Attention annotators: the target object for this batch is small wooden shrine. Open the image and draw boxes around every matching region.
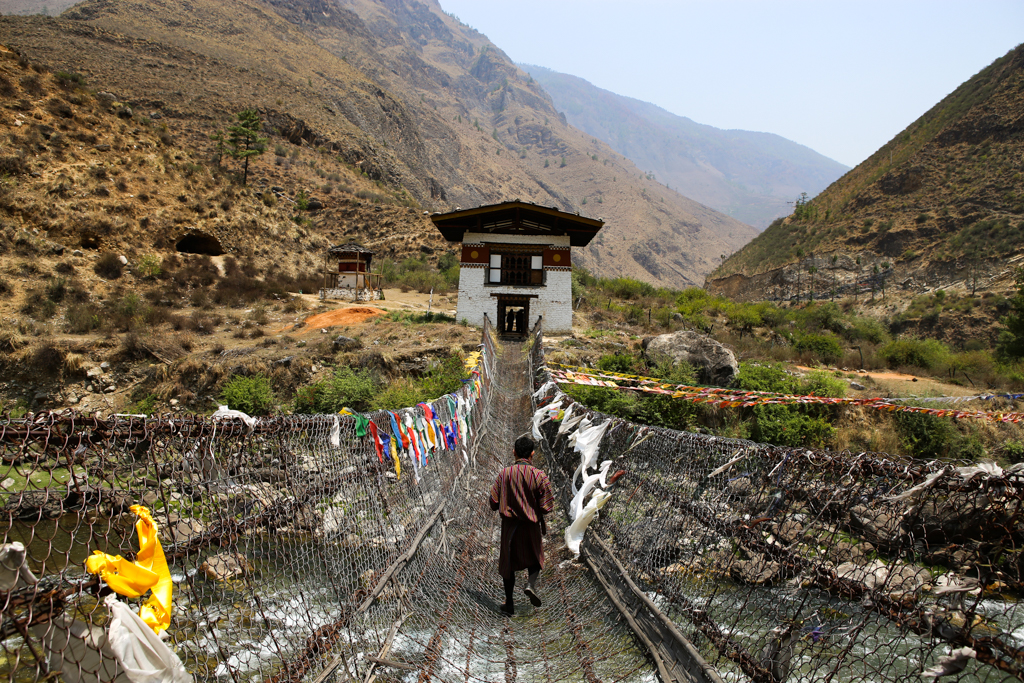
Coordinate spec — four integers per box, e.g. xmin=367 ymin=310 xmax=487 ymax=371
xmin=431 ymin=201 xmax=604 ymax=335
xmin=320 ymin=243 xmax=383 ymax=301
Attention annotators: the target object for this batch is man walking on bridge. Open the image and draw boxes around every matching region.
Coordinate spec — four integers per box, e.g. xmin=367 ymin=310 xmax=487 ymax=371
xmin=489 ymin=435 xmax=555 ymax=615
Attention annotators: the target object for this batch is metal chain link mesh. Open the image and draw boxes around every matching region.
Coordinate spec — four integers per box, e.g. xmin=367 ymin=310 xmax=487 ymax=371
xmin=531 ymin=323 xmax=1024 ymax=683
xmin=3 ymin=318 xmax=1024 ymax=683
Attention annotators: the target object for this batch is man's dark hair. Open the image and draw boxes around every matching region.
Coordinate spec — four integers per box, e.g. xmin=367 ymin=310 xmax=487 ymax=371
xmin=514 ymin=435 xmax=534 ymax=459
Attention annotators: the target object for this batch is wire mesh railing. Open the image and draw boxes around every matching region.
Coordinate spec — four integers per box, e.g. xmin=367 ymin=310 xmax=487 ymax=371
xmin=1 ymin=327 xmax=494 ymax=683
xmin=6 ymin=316 xmax=1024 ymax=683
xmin=531 ymin=322 xmax=1024 ymax=682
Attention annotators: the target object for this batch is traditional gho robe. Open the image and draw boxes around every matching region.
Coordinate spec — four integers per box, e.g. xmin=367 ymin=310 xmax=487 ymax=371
xmin=489 ymin=460 xmax=555 ymax=579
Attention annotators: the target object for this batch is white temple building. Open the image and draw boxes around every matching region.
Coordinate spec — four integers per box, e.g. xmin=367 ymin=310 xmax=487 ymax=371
xmin=431 ymin=201 xmax=604 ymax=335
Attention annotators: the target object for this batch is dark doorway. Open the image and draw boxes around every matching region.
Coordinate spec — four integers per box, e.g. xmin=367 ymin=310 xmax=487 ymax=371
xmin=496 ymin=296 xmax=530 ymax=338
xmin=176 ymin=232 xmax=225 ymax=256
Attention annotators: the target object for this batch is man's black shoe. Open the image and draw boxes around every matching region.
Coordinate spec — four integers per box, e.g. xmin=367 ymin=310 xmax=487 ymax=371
xmin=500 ymin=602 xmax=515 ymax=616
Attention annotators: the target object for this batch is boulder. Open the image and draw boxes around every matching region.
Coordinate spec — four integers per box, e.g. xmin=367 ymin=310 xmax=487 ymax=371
xmin=200 ymin=552 xmax=253 ymax=581
xmin=643 ymin=330 xmax=738 ymax=386
xmin=333 ymin=335 xmax=360 ymax=351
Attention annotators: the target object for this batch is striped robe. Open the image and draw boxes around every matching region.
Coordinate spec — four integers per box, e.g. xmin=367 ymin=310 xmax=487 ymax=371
xmin=489 ymin=460 xmax=555 ymax=578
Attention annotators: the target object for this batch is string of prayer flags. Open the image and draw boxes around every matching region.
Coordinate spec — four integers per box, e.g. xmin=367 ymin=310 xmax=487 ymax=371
xmin=548 ymin=365 xmax=1024 ymax=424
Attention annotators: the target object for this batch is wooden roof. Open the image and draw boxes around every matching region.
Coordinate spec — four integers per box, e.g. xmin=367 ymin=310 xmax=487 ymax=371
xmin=327 ymin=242 xmax=374 ymax=256
xmin=431 ymin=201 xmax=604 ymax=247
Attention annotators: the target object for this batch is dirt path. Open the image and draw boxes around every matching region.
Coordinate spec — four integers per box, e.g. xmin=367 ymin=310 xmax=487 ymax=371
xmin=794 ymin=365 xmax=978 ymax=398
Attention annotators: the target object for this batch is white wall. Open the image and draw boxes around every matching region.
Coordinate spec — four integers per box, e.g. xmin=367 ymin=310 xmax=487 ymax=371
xmin=456 ymin=267 xmax=573 ymax=334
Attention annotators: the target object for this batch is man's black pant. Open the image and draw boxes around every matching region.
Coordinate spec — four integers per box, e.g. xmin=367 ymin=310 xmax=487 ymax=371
xmin=502 ymin=564 xmax=541 ymax=605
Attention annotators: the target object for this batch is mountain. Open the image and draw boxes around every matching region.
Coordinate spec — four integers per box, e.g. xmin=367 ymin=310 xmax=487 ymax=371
xmin=524 ymin=65 xmax=848 ymax=230
xmin=706 ymin=43 xmax=1024 ymax=302
xmin=0 ymin=0 xmax=758 ymax=288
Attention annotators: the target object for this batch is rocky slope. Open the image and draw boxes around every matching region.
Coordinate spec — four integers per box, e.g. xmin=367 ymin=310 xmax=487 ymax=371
xmin=706 ymin=43 xmax=1024 ymax=302
xmin=0 ymin=0 xmax=758 ymax=288
xmin=525 ymin=64 xmax=849 ymax=230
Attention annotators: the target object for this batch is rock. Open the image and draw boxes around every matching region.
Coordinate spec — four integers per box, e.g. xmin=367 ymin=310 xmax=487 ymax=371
xmin=51 ymin=243 xmax=65 ymax=255
xmin=116 ymin=106 xmax=133 ymax=119
xmin=148 ymin=111 xmax=162 ymax=120
xmin=672 ymin=312 xmax=684 ymax=323
xmin=200 ymin=552 xmax=253 ymax=581
xmin=419 ymin=245 xmax=435 ymax=255
xmin=100 ymin=362 xmax=110 ymax=370
xmin=104 ymin=385 xmax=117 ymax=393
xmin=835 ymin=559 xmax=888 ymax=590
xmin=94 ymin=144 xmax=111 ymax=152
xmin=87 ymin=367 xmax=103 ymax=378
xmin=835 ymin=559 xmax=928 ymax=598
xmin=850 ymin=382 xmax=866 ymax=390
xmin=848 ymin=505 xmax=903 ymax=547
xmin=643 ymin=330 xmax=739 ymax=386
xmin=67 ymin=394 xmax=79 ymax=404
xmin=333 ymin=335 xmax=360 ymax=351
xmin=775 ymin=519 xmax=803 ymax=544
xmin=142 ymin=491 xmax=159 ymax=507
xmin=96 ymin=92 xmax=118 ymax=102
xmin=730 ymin=551 xmax=782 ymax=584
xmin=831 ymin=541 xmax=866 ymax=564
xmin=160 ymin=516 xmax=206 ymax=544
xmin=2 ymin=478 xmax=14 ymax=488
xmin=117 ymin=255 xmax=128 ymax=265
xmin=305 ymin=198 xmax=324 ymax=211
xmin=72 ymin=250 xmax=83 ymax=257
xmin=274 ymin=356 xmax=293 ymax=367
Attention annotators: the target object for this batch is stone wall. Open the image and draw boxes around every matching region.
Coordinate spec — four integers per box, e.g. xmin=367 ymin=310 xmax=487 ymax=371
xmin=319 ymin=288 xmax=382 ymax=302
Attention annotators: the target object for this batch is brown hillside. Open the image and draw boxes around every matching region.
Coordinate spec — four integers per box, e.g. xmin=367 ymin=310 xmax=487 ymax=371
xmin=707 ymin=43 xmax=1024 ymax=303
xmin=0 ymin=0 xmax=757 ymax=289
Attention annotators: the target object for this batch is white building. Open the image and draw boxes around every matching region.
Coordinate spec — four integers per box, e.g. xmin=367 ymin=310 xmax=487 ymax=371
xmin=431 ymin=202 xmax=604 ymax=335
xmin=319 ymin=243 xmax=383 ymax=301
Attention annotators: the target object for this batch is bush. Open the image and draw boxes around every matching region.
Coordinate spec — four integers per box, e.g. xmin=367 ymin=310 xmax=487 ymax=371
xmin=597 ymin=354 xmax=637 ymax=374
xmin=94 ymin=252 xmax=124 ymax=279
xmin=65 ymin=302 xmax=101 ymax=333
xmin=794 ymin=333 xmax=843 ymax=365
xmin=748 ymin=405 xmax=835 ymax=447
xmin=878 ymin=338 xmax=949 ymax=371
xmin=219 ymin=374 xmax=276 ymax=416
xmin=894 ymin=410 xmax=985 ymax=461
xmin=370 ymin=354 xmax=466 ymax=410
xmin=294 ymin=367 xmax=379 ymax=414
xmin=135 ymin=254 xmax=162 ymax=279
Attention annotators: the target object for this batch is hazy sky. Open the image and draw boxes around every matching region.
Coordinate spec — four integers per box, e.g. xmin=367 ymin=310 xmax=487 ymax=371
xmin=438 ymin=0 xmax=1022 ymax=168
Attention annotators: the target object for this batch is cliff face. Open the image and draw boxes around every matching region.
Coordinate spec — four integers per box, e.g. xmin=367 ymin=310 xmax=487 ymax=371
xmin=0 ymin=0 xmax=758 ymax=288
xmin=707 ymin=44 xmax=1024 ymax=300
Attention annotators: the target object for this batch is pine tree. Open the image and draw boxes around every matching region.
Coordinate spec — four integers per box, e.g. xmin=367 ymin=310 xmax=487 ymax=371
xmin=226 ymin=108 xmax=268 ymax=185
xmin=998 ymin=268 xmax=1024 ymax=359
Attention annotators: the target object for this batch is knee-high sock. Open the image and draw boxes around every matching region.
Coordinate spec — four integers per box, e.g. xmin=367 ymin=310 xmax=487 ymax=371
xmin=503 ymin=576 xmax=515 ymax=605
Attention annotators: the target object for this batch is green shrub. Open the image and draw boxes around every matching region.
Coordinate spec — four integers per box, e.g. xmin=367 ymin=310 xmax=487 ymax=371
xmin=219 ymin=374 xmax=276 ymax=416
xmin=294 ymin=367 xmax=379 ymax=414
xmin=894 ymin=410 xmax=985 ymax=461
xmin=748 ymin=405 xmax=835 ymax=447
xmin=370 ymin=354 xmax=466 ymax=410
xmin=135 ymin=254 xmax=162 ymax=279
xmin=878 ymin=338 xmax=949 ymax=370
xmin=794 ymin=333 xmax=843 ymax=365
xmin=597 ymin=354 xmax=636 ymax=374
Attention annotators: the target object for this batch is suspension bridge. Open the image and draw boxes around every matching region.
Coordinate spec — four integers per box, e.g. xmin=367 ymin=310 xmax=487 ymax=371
xmin=2 ymin=319 xmax=1024 ymax=682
